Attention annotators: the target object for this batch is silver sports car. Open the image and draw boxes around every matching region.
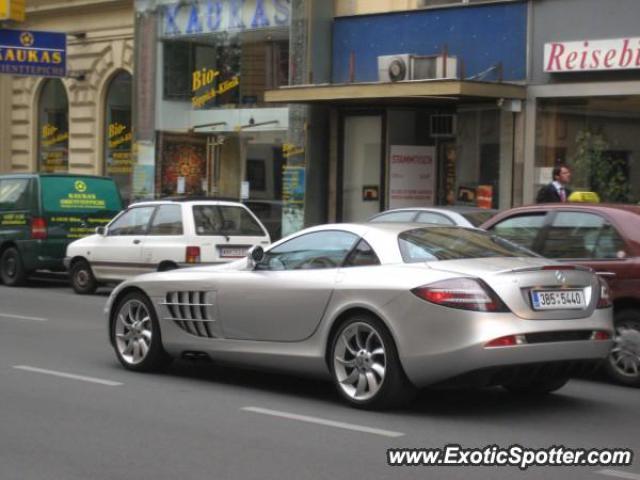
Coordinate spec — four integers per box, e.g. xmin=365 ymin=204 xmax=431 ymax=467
xmin=106 ymin=223 xmax=614 ymax=408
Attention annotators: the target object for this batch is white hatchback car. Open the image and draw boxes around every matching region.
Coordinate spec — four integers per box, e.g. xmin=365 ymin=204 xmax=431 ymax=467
xmin=65 ymin=199 xmax=271 ymax=294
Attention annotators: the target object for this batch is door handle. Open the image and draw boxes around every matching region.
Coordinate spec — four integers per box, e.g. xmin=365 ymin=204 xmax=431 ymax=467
xmin=133 ymin=239 xmax=141 ymax=245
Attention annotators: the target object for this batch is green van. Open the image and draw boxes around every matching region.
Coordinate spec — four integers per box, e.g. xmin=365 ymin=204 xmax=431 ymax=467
xmin=0 ymin=174 xmax=123 ymax=286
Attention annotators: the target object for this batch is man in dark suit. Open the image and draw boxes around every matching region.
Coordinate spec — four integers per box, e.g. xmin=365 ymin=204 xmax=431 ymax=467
xmin=536 ymin=164 xmax=573 ymax=203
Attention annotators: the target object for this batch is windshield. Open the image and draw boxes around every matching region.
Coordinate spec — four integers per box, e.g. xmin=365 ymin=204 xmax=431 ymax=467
xmin=398 ymin=227 xmax=537 ymax=262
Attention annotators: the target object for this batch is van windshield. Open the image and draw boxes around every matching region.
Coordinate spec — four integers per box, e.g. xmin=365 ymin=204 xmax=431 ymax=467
xmin=40 ymin=177 xmax=122 ymax=214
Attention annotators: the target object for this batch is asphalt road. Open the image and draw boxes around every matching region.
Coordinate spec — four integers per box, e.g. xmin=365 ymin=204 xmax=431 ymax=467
xmin=1 ymin=276 xmax=639 ymax=480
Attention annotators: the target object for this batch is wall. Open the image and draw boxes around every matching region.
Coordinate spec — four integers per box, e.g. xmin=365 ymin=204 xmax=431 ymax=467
xmin=6 ymin=0 xmax=134 ymax=175
xmin=332 ymin=1 xmax=527 ymax=83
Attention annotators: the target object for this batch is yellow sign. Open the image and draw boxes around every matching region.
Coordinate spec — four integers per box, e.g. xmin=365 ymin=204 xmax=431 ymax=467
xmin=568 ymin=191 xmax=601 ymax=203
xmin=0 ymin=0 xmax=26 ymax=22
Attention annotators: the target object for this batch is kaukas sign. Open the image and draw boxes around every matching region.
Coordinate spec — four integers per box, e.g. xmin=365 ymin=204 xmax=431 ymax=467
xmin=0 ymin=29 xmax=66 ymax=77
xmin=544 ymin=37 xmax=640 ymax=73
xmin=161 ymin=0 xmax=290 ymax=38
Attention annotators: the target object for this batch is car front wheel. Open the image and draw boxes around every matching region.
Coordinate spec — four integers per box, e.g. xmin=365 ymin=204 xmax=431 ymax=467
xmin=70 ymin=259 xmax=98 ymax=294
xmin=605 ymin=310 xmax=640 ymax=387
xmin=111 ymin=292 xmax=172 ymax=372
xmin=330 ymin=314 xmax=415 ymax=409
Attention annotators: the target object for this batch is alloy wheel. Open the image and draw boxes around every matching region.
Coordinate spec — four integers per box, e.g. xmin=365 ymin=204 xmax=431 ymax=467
xmin=333 ymin=322 xmax=386 ymax=402
xmin=609 ymin=325 xmax=640 ymax=379
xmin=114 ymin=299 xmax=153 ymax=365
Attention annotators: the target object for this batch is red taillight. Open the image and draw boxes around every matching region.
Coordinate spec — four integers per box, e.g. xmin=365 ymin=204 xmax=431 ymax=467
xmin=591 ymin=330 xmax=611 ymax=341
xmin=31 ymin=217 xmax=47 ymax=240
xmin=597 ymin=277 xmax=612 ymax=309
xmin=186 ymin=246 xmax=201 ymax=264
xmin=411 ymin=278 xmax=510 ymax=312
xmin=485 ymin=335 xmax=526 ymax=348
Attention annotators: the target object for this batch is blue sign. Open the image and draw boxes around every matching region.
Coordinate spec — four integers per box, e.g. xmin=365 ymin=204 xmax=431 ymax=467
xmin=0 ymin=29 xmax=66 ymax=77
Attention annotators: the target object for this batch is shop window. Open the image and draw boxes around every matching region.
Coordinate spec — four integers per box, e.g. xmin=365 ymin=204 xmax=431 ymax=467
xmin=162 ymin=34 xmax=288 ymax=107
xmin=38 ymin=79 xmax=68 ymax=173
xmin=104 ymin=71 xmax=133 ymax=201
xmin=535 ymin=97 xmax=640 ymax=204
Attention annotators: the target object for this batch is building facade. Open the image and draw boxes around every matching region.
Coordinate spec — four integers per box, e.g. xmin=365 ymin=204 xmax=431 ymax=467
xmin=0 ymin=0 xmax=135 ymax=198
xmin=525 ymin=0 xmax=640 ymax=204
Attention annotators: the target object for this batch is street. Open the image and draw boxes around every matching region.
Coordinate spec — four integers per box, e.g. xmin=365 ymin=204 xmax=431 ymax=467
xmin=1 ymin=278 xmax=639 ymax=480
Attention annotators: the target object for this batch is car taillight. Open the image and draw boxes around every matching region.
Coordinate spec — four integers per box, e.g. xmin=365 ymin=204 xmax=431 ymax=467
xmin=411 ymin=277 xmax=510 ymax=312
xmin=597 ymin=277 xmax=612 ymax=309
xmin=485 ymin=334 xmax=526 ymax=348
xmin=31 ymin=217 xmax=47 ymax=240
xmin=186 ymin=246 xmax=201 ymax=264
xmin=591 ymin=330 xmax=611 ymax=341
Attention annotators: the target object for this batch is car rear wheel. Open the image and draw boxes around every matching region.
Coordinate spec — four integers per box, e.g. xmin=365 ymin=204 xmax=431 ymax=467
xmin=330 ymin=314 xmax=415 ymax=409
xmin=111 ymin=292 xmax=172 ymax=372
xmin=1 ymin=247 xmax=27 ymax=286
xmin=70 ymin=259 xmax=98 ymax=294
xmin=605 ymin=310 xmax=640 ymax=387
xmin=502 ymin=375 xmax=569 ymax=395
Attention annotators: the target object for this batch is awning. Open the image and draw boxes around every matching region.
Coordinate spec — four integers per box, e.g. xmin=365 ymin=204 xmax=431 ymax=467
xmin=265 ymin=80 xmax=526 ymax=106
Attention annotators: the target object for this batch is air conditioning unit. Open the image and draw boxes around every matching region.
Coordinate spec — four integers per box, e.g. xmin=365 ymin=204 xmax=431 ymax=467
xmin=378 ymin=54 xmax=459 ymax=82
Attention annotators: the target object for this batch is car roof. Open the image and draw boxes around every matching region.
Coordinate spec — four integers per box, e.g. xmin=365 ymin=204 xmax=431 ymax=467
xmin=375 ymin=206 xmax=497 ymax=213
xmin=128 ymin=199 xmax=248 ymax=208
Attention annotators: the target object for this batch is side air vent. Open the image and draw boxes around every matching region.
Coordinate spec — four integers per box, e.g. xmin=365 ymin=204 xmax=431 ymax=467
xmin=161 ymin=291 xmax=217 ymax=338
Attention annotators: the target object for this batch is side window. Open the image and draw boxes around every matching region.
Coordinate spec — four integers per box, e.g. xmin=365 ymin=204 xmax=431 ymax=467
xmin=540 ymin=212 xmax=604 ymax=259
xmin=593 ymin=224 xmax=627 ymax=259
xmin=344 ymin=239 xmax=381 ymax=267
xmin=258 ymin=231 xmax=358 ymax=271
xmin=489 ymin=214 xmax=547 ymax=249
xmin=369 ymin=211 xmax=417 ymax=223
xmin=0 ymin=178 xmax=30 ymax=211
xmin=415 ymin=212 xmax=455 ymax=225
xmin=108 ymin=207 xmax=155 ymax=236
xmin=148 ymin=205 xmax=183 ymax=236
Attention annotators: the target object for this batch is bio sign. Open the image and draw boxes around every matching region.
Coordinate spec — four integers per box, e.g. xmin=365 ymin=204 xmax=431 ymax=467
xmin=0 ymin=29 xmax=66 ymax=77
xmin=161 ymin=0 xmax=290 ymax=38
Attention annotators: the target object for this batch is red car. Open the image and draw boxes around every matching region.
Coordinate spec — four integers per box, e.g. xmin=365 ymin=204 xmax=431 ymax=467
xmin=482 ymin=203 xmax=640 ymax=387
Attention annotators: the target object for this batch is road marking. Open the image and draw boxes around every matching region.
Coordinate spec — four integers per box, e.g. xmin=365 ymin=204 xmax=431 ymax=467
xmin=598 ymin=470 xmax=640 ymax=480
xmin=241 ymin=406 xmax=405 ymax=438
xmin=13 ymin=366 xmax=123 ymax=386
xmin=0 ymin=313 xmax=48 ymax=322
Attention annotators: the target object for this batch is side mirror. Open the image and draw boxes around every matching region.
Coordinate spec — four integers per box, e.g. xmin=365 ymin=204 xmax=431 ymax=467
xmin=95 ymin=226 xmax=106 ymax=236
xmin=247 ymin=245 xmax=264 ymax=269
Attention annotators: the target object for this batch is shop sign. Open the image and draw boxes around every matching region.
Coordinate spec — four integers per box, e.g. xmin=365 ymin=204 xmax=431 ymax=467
xmin=161 ymin=0 xmax=290 ymax=38
xmin=0 ymin=28 xmax=66 ymax=77
xmin=192 ymin=67 xmax=240 ymax=109
xmin=388 ymin=145 xmax=435 ymax=209
xmin=282 ymin=165 xmax=305 ymax=237
xmin=107 ymin=122 xmax=133 ymax=175
xmin=544 ymin=37 xmax=640 ymax=73
xmin=0 ymin=0 xmax=25 ymax=22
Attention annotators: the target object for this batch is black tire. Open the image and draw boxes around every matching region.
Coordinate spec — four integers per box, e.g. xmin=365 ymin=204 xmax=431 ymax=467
xmin=604 ymin=309 xmax=640 ymax=387
xmin=329 ymin=314 xmax=415 ymax=410
xmin=70 ymin=259 xmax=98 ymax=294
xmin=110 ymin=291 xmax=172 ymax=372
xmin=1 ymin=247 xmax=27 ymax=286
xmin=502 ymin=376 xmax=570 ymax=395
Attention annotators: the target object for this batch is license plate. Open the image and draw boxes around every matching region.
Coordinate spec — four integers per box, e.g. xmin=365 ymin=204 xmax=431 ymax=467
xmin=219 ymin=246 xmax=248 ymax=258
xmin=531 ymin=289 xmax=586 ymax=310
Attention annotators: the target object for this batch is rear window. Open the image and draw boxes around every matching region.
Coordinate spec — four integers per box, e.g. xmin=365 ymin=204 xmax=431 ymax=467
xmin=398 ymin=227 xmax=537 ymax=262
xmin=193 ymin=205 xmax=265 ymax=237
xmin=0 ymin=178 xmax=30 ymax=211
xmin=40 ymin=177 xmax=122 ymax=214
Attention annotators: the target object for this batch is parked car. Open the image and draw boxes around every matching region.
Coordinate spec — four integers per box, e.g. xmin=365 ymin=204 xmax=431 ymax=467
xmin=105 ymin=222 xmax=612 ymax=409
xmin=482 ymin=203 xmax=640 ymax=387
xmin=368 ymin=206 xmax=498 ymax=228
xmin=0 ymin=174 xmax=122 ymax=286
xmin=65 ymin=199 xmax=271 ymax=294
xmin=243 ymin=199 xmax=283 ymax=241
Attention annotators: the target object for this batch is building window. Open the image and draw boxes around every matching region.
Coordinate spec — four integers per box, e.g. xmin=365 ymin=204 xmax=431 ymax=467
xmin=104 ymin=70 xmax=133 ymax=201
xmin=38 ymin=79 xmax=68 ymax=173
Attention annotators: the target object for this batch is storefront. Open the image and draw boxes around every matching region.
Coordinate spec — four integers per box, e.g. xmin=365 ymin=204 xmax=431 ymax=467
xmin=267 ymin=1 xmax=528 ymax=221
xmin=525 ymin=0 xmax=640 ymax=204
xmin=135 ymin=0 xmax=294 ymax=239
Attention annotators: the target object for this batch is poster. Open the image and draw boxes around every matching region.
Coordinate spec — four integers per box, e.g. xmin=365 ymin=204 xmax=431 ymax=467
xmin=388 ymin=145 xmax=436 ymax=209
xmin=281 ymin=165 xmax=305 ymax=237
xmin=157 ymin=134 xmax=206 ymax=197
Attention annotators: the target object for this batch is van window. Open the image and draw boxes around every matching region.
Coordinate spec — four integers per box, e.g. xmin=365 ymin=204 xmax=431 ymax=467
xmin=40 ymin=176 xmax=122 ymax=213
xmin=0 ymin=179 xmax=30 ymax=211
